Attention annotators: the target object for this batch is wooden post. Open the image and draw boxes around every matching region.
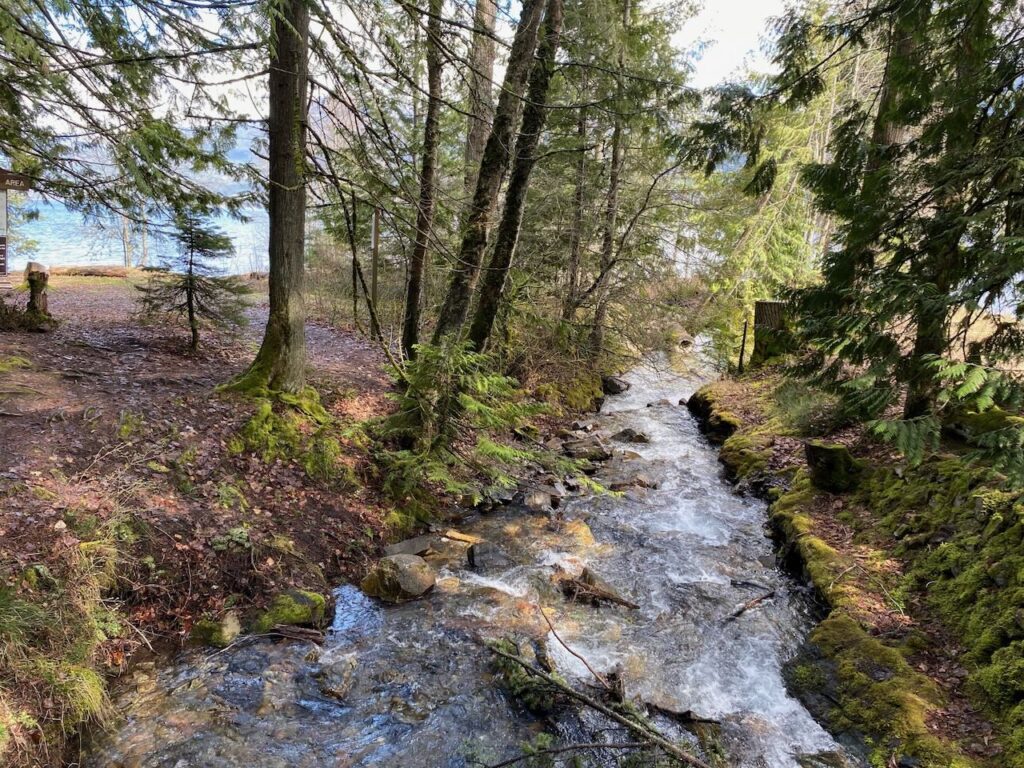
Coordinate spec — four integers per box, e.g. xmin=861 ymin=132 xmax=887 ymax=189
xmin=738 ymin=318 xmax=748 ymax=375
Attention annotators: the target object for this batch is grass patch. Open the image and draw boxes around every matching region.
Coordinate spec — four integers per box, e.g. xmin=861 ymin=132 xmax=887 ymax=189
xmin=0 ymin=513 xmax=138 ymax=766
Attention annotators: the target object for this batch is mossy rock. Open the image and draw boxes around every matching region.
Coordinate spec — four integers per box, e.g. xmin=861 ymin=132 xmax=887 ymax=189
xmin=800 ymin=613 xmax=975 ymax=768
xmin=360 ymin=554 xmax=436 ymax=603
xmin=190 ymin=611 xmax=242 ymax=648
xmin=805 ymin=441 xmax=863 ymax=493
xmin=250 ymin=589 xmax=327 ymax=633
xmin=943 ymin=407 xmax=1024 ymax=444
xmin=687 ymin=385 xmax=741 ymax=444
xmin=719 ymin=433 xmax=772 ymax=481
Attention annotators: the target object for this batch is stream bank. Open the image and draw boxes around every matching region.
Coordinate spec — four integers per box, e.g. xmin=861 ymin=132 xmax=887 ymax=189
xmin=686 ymin=372 xmax=1013 ymax=768
xmin=86 ymin=359 xmax=859 ymax=767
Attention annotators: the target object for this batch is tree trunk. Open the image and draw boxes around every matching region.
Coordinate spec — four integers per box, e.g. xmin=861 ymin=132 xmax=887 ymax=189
xmin=842 ymin=4 xmax=926 ymax=283
xmin=186 ymin=278 xmax=199 ymax=352
xmin=431 ymin=0 xmax=545 ymax=343
xmin=402 ymin=0 xmax=444 ymax=360
xmin=588 ymin=0 xmax=630 ymax=357
xmin=562 ymin=90 xmax=588 ymax=322
xmin=231 ymin=0 xmax=309 ymax=393
xmin=464 ymin=0 xmax=497 ymax=199
xmin=467 ymin=0 xmax=564 ymax=350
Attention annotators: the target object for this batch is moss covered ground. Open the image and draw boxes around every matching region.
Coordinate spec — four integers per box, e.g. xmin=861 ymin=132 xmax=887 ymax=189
xmin=693 ymin=373 xmax=1015 ymax=767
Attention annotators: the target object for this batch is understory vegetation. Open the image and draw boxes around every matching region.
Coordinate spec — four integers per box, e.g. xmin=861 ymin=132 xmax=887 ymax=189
xmin=0 ymin=0 xmax=1022 ymax=764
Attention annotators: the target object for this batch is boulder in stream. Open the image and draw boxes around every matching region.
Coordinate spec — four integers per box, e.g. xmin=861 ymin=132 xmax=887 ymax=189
xmin=523 ymin=489 xmax=552 ymax=511
xmin=360 ymin=554 xmax=436 ymax=603
xmin=468 ymin=541 xmax=515 ymax=573
xmin=601 ymin=375 xmax=631 ymax=395
xmin=316 ymin=652 xmax=358 ymax=701
xmin=611 ymin=427 xmax=650 ymax=444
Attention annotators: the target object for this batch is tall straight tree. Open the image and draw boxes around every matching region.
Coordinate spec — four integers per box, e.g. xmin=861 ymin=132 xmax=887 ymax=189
xmin=464 ymin=0 xmax=498 ymax=198
xmin=431 ymin=0 xmax=546 ymax=343
xmin=232 ymin=0 xmax=310 ymax=392
xmin=467 ymin=0 xmax=565 ymax=349
xmin=402 ymin=0 xmax=444 ymax=359
xmin=588 ymin=0 xmax=630 ymax=356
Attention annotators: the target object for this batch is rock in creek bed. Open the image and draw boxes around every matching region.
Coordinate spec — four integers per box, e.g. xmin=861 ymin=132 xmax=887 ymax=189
xmin=360 ymin=554 xmax=436 ymax=603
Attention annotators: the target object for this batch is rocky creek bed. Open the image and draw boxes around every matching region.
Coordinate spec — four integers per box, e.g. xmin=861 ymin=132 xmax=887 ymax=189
xmin=86 ymin=360 xmax=862 ymax=768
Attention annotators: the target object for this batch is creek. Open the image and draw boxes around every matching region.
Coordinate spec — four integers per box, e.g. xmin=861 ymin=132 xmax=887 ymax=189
xmin=88 ymin=359 xmax=860 ymax=768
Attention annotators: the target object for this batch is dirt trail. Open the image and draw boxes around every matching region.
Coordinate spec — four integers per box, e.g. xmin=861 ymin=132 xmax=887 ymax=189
xmin=1 ymin=274 xmax=394 ymax=657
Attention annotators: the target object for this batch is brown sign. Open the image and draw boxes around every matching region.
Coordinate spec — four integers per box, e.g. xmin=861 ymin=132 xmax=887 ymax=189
xmin=0 ymin=235 xmax=7 ymax=275
xmin=0 ymin=170 xmax=31 ymax=191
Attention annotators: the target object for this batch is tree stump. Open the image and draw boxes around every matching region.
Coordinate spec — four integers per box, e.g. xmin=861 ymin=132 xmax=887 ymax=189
xmin=750 ymin=300 xmax=790 ymax=366
xmin=25 ymin=262 xmax=49 ymax=315
xmin=805 ymin=440 xmax=863 ymax=493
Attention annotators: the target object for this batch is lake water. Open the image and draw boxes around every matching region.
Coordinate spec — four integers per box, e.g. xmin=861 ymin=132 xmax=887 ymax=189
xmin=6 ymin=199 xmax=269 ymax=275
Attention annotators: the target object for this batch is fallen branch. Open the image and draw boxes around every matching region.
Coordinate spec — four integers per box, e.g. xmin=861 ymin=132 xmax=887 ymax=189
xmin=561 ymin=568 xmax=639 ymax=609
xmin=537 ymin=605 xmax=611 ymax=691
xmin=488 ymin=645 xmax=713 ymax=768
xmin=724 ymin=591 xmax=775 ymax=622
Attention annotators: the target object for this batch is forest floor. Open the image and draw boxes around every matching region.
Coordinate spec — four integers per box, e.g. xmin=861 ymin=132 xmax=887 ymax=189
xmin=692 ymin=371 xmax=1009 ymax=767
xmin=0 ymin=273 xmax=399 ymax=764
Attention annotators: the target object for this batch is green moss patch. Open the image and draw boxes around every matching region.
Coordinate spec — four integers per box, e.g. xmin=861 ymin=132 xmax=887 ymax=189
xmin=250 ymin=589 xmax=327 ymax=634
xmin=687 ymin=385 xmax=742 ymax=443
xmin=798 ymin=613 xmax=974 ymax=768
xmin=719 ymin=433 xmax=773 ymax=480
xmin=856 ymin=460 xmax=1024 ymax=765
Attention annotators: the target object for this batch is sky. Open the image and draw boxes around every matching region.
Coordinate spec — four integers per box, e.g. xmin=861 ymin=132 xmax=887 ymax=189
xmin=680 ymin=0 xmax=789 ymax=87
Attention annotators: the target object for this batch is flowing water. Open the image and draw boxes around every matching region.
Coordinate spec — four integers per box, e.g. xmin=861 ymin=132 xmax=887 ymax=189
xmin=89 ymin=359 xmax=859 ymax=768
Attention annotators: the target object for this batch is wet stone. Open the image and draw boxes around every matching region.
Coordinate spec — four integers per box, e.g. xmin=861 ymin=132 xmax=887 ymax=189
xmin=524 ymin=490 xmax=552 ymax=511
xmin=602 ymin=375 xmax=631 ymax=395
xmin=360 ymin=554 xmax=436 ymax=603
xmin=468 ymin=542 xmax=514 ymax=573
xmin=611 ymin=427 xmax=651 ymax=444
xmin=316 ymin=652 xmax=358 ymax=701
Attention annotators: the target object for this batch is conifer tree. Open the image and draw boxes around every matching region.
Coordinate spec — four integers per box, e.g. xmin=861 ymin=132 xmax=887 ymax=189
xmin=136 ymin=213 xmax=249 ymax=352
xmin=769 ymin=0 xmax=1024 ymax=468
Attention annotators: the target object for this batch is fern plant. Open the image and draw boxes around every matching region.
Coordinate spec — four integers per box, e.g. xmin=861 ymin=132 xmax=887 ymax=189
xmin=376 ymin=341 xmax=564 ymax=502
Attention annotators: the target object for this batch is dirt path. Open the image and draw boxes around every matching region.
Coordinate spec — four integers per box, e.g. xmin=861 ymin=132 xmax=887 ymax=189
xmin=1 ymin=274 xmax=394 ymax=685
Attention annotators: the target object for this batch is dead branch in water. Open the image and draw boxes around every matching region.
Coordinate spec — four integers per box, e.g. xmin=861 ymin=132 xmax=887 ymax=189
xmin=561 ymin=568 xmax=640 ymax=609
xmin=537 ymin=605 xmax=612 ymax=691
xmin=724 ymin=590 xmax=775 ymax=622
xmin=488 ymin=645 xmax=714 ymax=768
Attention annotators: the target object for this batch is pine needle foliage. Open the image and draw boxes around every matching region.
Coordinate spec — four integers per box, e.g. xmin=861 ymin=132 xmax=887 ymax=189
xmin=135 ymin=212 xmax=249 ymax=352
xmin=741 ymin=0 xmax=1024 ymax=480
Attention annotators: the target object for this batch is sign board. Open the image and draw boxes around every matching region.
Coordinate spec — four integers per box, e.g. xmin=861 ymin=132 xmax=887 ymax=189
xmin=0 ymin=170 xmax=30 ymax=276
xmin=0 ymin=170 xmax=31 ymax=191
